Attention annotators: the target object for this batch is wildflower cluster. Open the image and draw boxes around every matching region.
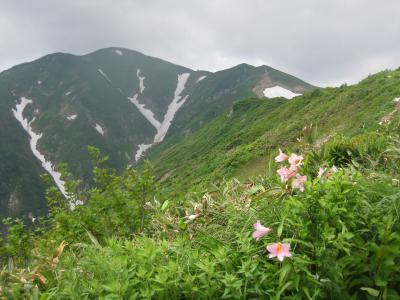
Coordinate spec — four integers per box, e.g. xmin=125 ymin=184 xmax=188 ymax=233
xmin=275 ymin=149 xmax=307 ymax=191
xmin=252 ymin=220 xmax=292 ymax=262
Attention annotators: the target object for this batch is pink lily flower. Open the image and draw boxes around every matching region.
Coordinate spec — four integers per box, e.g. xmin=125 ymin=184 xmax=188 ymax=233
xmin=267 ymin=242 xmax=292 ymax=261
xmin=318 ymin=166 xmax=338 ymax=180
xmin=275 ymin=149 xmax=289 ymax=163
xmin=326 ymin=166 xmax=338 ymax=179
xmin=317 ymin=167 xmax=325 ymax=178
xmin=292 ymin=174 xmax=307 ymax=192
xmin=277 ymin=167 xmax=296 ymax=182
xmin=289 ymin=164 xmax=298 ymax=172
xmin=252 ymin=220 xmax=272 ymax=241
xmin=288 ymin=153 xmax=304 ymax=168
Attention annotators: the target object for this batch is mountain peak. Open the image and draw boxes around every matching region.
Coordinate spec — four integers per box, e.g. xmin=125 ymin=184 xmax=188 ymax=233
xmin=85 ymin=47 xmax=145 ymax=57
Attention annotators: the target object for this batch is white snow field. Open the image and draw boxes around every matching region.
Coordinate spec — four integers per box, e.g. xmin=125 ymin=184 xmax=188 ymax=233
xmin=137 ymin=69 xmax=145 ymax=93
xmin=128 ymin=94 xmax=161 ymax=129
xmin=196 ymin=75 xmax=207 ymax=83
xmin=97 ymin=69 xmax=112 ymax=83
xmin=115 ymin=49 xmax=123 ymax=56
xmin=67 ymin=114 xmax=77 ymax=121
xmin=154 ymin=73 xmax=190 ymax=143
xmin=128 ymin=68 xmax=160 ymax=129
xmin=95 ymin=123 xmax=105 ymax=135
xmin=132 ymin=73 xmax=191 ymax=161
xmin=263 ymin=86 xmax=301 ymax=99
xmin=135 ymin=143 xmax=153 ymax=162
xmin=12 ymin=97 xmax=67 ymax=198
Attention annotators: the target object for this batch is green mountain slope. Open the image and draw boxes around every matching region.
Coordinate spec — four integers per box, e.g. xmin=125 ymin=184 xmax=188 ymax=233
xmin=0 ymin=51 xmax=157 ymax=223
xmin=150 ymin=63 xmax=316 ymax=153
xmin=0 ymin=48 xmax=315 ymax=222
xmin=1 ymin=69 xmax=400 ymax=299
xmin=151 ymin=69 xmax=400 ymax=193
xmin=82 ymin=47 xmax=205 ymax=120
xmin=0 ymin=91 xmax=47 ymax=219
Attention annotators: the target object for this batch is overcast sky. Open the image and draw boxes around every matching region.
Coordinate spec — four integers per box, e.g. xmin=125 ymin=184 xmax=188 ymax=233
xmin=1 ymin=0 xmax=399 ymax=87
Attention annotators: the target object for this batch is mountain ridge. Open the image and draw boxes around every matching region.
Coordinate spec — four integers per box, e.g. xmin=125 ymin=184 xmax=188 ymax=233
xmin=2 ymin=66 xmax=400 ymax=299
xmin=0 ymin=47 xmax=316 ymax=223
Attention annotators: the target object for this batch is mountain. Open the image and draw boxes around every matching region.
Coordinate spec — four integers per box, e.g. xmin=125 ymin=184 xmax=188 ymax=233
xmin=0 ymin=47 xmax=315 ymax=222
xmin=2 ymin=67 xmax=400 ymax=299
xmin=150 ymin=69 xmax=400 ymax=193
xmin=148 ymin=63 xmax=315 ymax=152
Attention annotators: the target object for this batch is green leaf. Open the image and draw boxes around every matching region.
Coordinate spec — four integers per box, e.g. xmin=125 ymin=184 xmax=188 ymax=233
xmin=161 ymin=200 xmax=169 ymax=212
xmin=360 ymin=287 xmax=380 ymax=297
xmin=178 ymin=220 xmax=187 ymax=230
xmin=283 ymin=238 xmax=313 ymax=249
xmin=276 ymin=281 xmax=293 ymax=300
xmin=375 ymin=276 xmax=388 ymax=287
xmin=277 ymin=217 xmax=285 ymax=238
xmin=279 ymin=263 xmax=291 ymax=286
xmin=32 ymin=285 xmax=39 ymax=300
xmin=86 ymin=230 xmax=102 ymax=248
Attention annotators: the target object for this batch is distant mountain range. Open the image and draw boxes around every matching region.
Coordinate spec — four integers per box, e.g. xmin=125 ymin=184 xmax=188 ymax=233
xmin=0 ymin=47 xmax=316 ymax=221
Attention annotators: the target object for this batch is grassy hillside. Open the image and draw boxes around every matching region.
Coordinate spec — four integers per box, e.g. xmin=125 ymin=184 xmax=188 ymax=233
xmin=0 ymin=52 xmax=157 ymax=223
xmin=150 ymin=64 xmax=317 ymax=155
xmin=150 ymin=69 xmax=400 ymax=195
xmin=1 ymin=69 xmax=400 ymax=298
xmin=1 ymin=108 xmax=400 ymax=299
xmin=0 ymin=48 xmax=315 ymax=223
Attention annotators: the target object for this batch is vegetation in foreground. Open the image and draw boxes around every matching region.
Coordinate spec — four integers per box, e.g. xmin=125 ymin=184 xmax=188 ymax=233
xmin=1 ymin=69 xmax=400 ymax=299
xmin=1 ymin=115 xmax=400 ymax=299
xmin=150 ymin=69 xmax=400 ymax=194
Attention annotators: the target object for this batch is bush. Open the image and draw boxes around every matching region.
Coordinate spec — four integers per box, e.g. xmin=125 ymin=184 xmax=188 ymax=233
xmin=27 ymin=167 xmax=399 ymax=299
xmin=1 ymin=136 xmax=400 ymax=299
xmin=323 ymin=133 xmax=388 ymax=167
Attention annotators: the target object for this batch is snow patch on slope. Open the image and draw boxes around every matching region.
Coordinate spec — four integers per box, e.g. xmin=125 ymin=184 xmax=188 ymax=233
xmin=137 ymin=69 xmax=145 ymax=93
xmin=154 ymin=73 xmax=190 ymax=143
xmin=196 ymin=75 xmax=207 ymax=83
xmin=65 ymin=91 xmax=72 ymax=96
xmin=128 ymin=68 xmax=160 ymax=129
xmin=135 ymin=143 xmax=153 ymax=162
xmin=133 ymin=73 xmax=191 ymax=162
xmin=97 ymin=69 xmax=112 ymax=84
xmin=12 ymin=97 xmax=67 ymax=198
xmin=263 ymin=86 xmax=301 ymax=99
xmin=67 ymin=114 xmax=77 ymax=121
xmin=128 ymin=94 xmax=161 ymax=129
xmin=115 ymin=49 xmax=123 ymax=56
xmin=95 ymin=123 xmax=104 ymax=135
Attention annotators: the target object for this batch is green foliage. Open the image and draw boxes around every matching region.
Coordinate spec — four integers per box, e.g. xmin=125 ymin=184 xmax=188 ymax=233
xmin=1 ymin=70 xmax=400 ymax=298
xmin=2 ymin=129 xmax=400 ymax=298
xmin=44 ymin=148 xmax=159 ymax=244
xmin=150 ymin=68 xmax=400 ymax=196
xmin=1 ymin=47 xmax=315 ymax=222
xmin=0 ymin=218 xmax=33 ymax=266
xmin=323 ymin=132 xmax=388 ymax=167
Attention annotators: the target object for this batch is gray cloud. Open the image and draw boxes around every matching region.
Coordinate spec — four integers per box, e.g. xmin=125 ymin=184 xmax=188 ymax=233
xmin=1 ymin=0 xmax=399 ymax=86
